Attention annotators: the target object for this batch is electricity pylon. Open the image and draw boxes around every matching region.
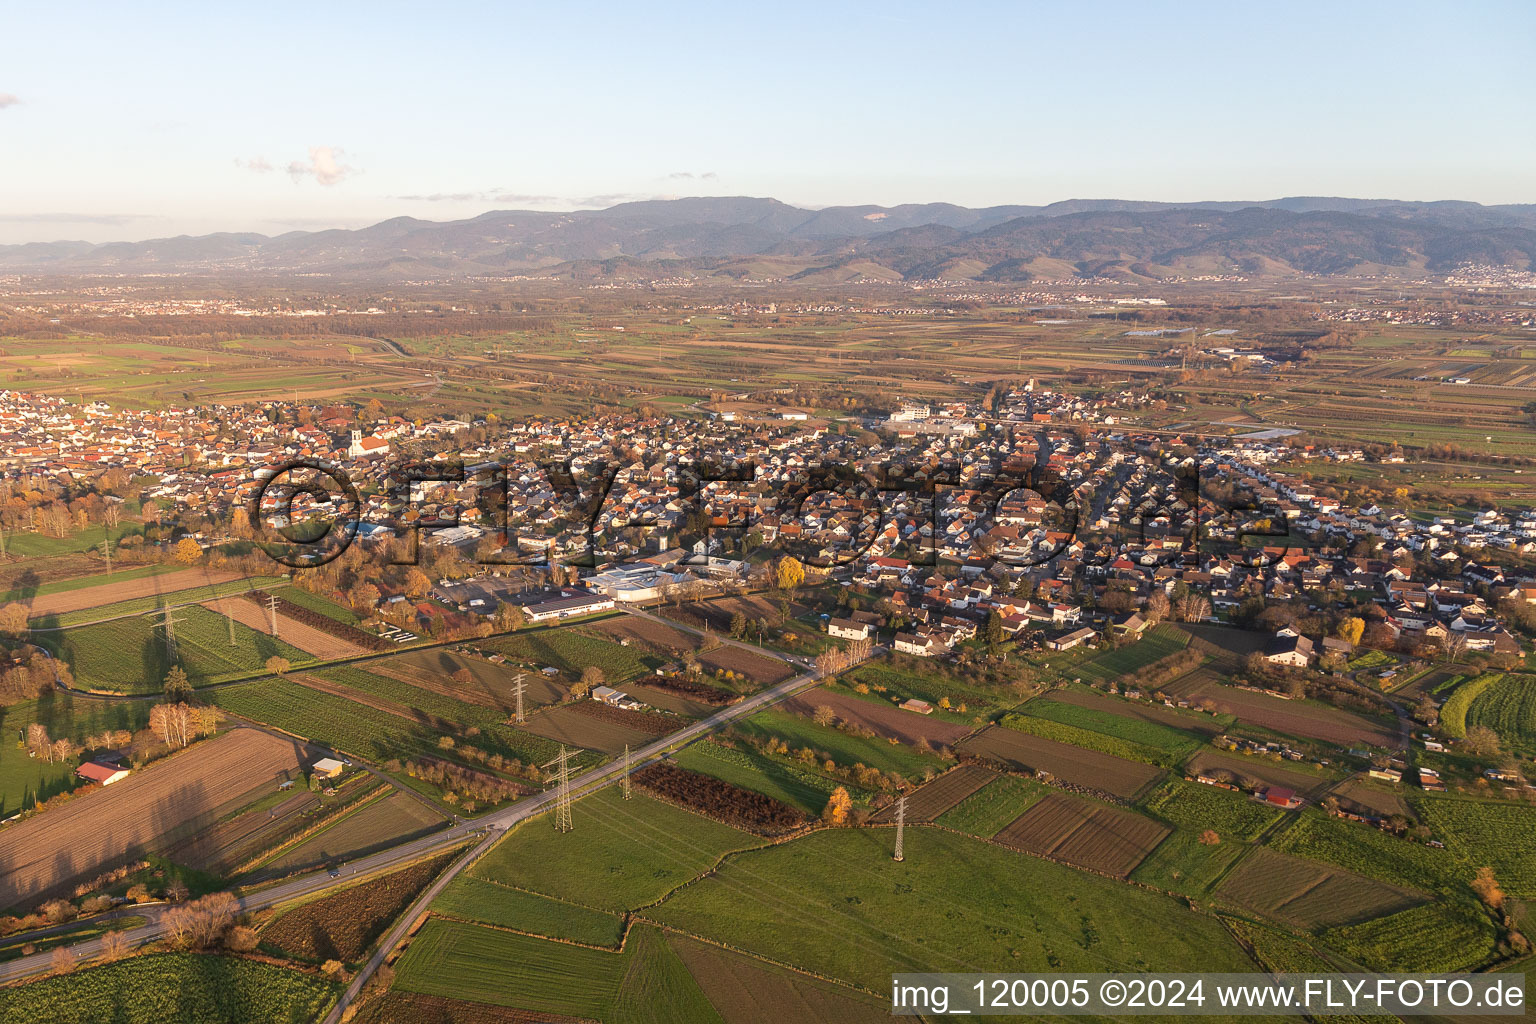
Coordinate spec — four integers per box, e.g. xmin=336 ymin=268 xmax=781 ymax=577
xmin=266 ymin=594 xmax=280 ymax=637
xmin=155 ymin=605 xmax=184 ymax=661
xmin=512 ymin=672 xmax=526 ymax=724
xmin=893 ymin=794 xmax=907 ymax=862
xmin=542 ymin=746 xmax=573 ymax=832
xmin=621 ymin=745 xmax=632 ymax=800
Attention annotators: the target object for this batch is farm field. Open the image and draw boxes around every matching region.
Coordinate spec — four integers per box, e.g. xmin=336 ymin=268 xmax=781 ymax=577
xmin=393 ymin=920 xmax=718 ymax=1023
xmin=52 ymin=603 xmax=314 ymax=693
xmin=998 ymin=711 xmax=1167 ymax=766
xmin=729 ymin=707 xmax=945 ymax=781
xmin=0 ymin=727 xmax=305 ymax=908
xmin=1185 ymin=749 xmax=1337 ymax=798
xmin=1178 ymin=679 xmax=1398 ymax=747
xmin=471 ymin=788 xmax=758 ymax=913
xmin=1216 ymin=848 xmax=1423 ymax=929
xmin=1131 ymin=825 xmax=1250 ymax=897
xmin=1071 ymin=624 xmax=1189 ymax=682
xmin=670 ymin=740 xmax=846 ymax=817
xmin=960 ymin=723 xmax=1164 ymax=799
xmin=991 ymin=792 xmax=1170 ymax=878
xmin=354 ymin=991 xmax=591 ymax=1024
xmin=870 ymin=764 xmax=995 ymax=823
xmin=934 ymin=774 xmax=1048 ymax=837
xmin=432 ymin=874 xmax=625 ymax=946
xmin=261 ymin=851 xmax=457 ymax=962
xmin=374 ymin=646 xmax=566 ymax=712
xmin=479 ymin=627 xmax=658 ymax=686
xmin=1463 ymin=672 xmax=1536 ymax=749
xmin=697 ymin=644 xmax=794 ymax=686
xmin=16 ymin=567 xmax=249 ymax=619
xmin=1140 ymin=777 xmax=1284 ymax=840
xmin=210 ymin=595 xmax=368 ymax=660
xmin=1331 ymin=779 xmax=1412 ymax=820
xmin=0 ymin=952 xmax=338 ymax=1023
xmin=624 ymin=681 xmax=720 ymax=718
xmin=254 ymin=790 xmax=448 ymax=876
xmin=165 ymin=789 xmax=324 ymax=874
xmin=842 ymin=659 xmax=1012 ymax=717
xmin=1320 ymin=901 xmax=1499 ymax=973
xmin=518 ymin=702 xmax=666 ymax=754
xmin=1269 ymin=811 xmax=1464 ymax=892
xmin=581 ymin=613 xmax=698 ymax=656
xmin=669 ymin=934 xmax=890 ymax=1024
xmin=782 ymin=686 xmax=973 ymax=748
xmin=1412 ymin=796 xmax=1536 ymax=897
xmin=1041 ymin=686 xmax=1226 ymax=738
xmin=647 ymin=827 xmax=1257 ymax=992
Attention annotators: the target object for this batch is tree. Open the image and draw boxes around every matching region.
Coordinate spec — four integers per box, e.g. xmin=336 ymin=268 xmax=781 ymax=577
xmin=576 ymin=666 xmax=605 ymax=697
xmin=822 ymin=786 xmax=852 ymax=825
xmin=452 ymin=668 xmax=473 ymax=687
xmin=774 ymin=556 xmax=805 ymax=592
xmin=729 ymin=612 xmax=746 ymax=638
xmin=174 ymin=538 xmax=202 ymax=564
xmin=1336 ymin=616 xmax=1365 ymax=646
xmin=404 ymin=569 xmax=432 ymax=599
xmin=49 ymin=946 xmax=75 ymax=975
xmin=1464 ymin=724 xmax=1501 ymax=756
xmin=493 ymin=602 xmax=525 ymax=632
xmin=1145 ymin=591 xmax=1170 ymax=624
xmin=1472 ymin=866 xmax=1505 ymax=911
xmin=99 ymin=929 xmax=130 ymax=962
xmin=1198 ymin=830 xmax=1221 ymax=846
xmin=983 ymin=610 xmax=1004 ymax=648
xmin=0 ymin=603 xmax=28 ymax=636
xmin=812 ymin=704 xmax=837 ymax=727
xmin=265 ymin=655 xmax=291 ymax=676
xmin=163 ymin=665 xmax=193 ymax=702
xmin=149 ymin=703 xmax=195 ymax=748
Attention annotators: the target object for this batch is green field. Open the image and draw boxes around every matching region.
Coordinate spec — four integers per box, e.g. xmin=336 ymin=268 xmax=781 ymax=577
xmin=933 ymin=774 xmax=1047 ymax=837
xmin=1320 ymin=901 xmax=1498 ymax=972
xmin=671 ymin=740 xmax=848 ymax=816
xmin=1132 ymin=827 xmax=1247 ymax=897
xmin=1141 ymin=778 xmax=1283 ymax=841
xmin=1464 ymin=672 xmax=1536 ymax=749
xmin=0 ymin=952 xmax=337 ymax=1023
xmin=480 ymin=627 xmax=658 ymax=684
xmin=394 ymin=920 xmax=720 ymax=1023
xmin=432 ymin=874 xmax=625 ymax=946
xmin=49 ymin=603 xmax=313 ymax=693
xmin=0 ymin=695 xmax=152 ymax=816
xmin=1439 ymin=671 xmax=1503 ymax=738
xmin=1413 ymin=796 xmax=1536 ymax=898
xmin=648 ymin=827 xmax=1257 ymax=991
xmin=471 ymin=789 xmax=759 ymax=913
xmin=1268 ymin=811 xmax=1463 ymax=892
xmin=1072 ymin=626 xmax=1189 ymax=683
xmin=1022 ymin=696 xmax=1204 ymax=758
xmin=997 ymin=712 xmax=1166 ymax=766
xmin=729 ymin=708 xmax=945 ymax=781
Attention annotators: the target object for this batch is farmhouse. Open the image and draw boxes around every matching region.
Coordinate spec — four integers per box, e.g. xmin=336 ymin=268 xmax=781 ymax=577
xmin=1368 ymin=767 xmax=1403 ymax=783
xmin=893 ymin=631 xmax=941 ymax=657
xmin=1263 ymin=633 xmax=1314 ymax=667
xmin=75 ymin=761 xmax=130 ymax=786
xmin=592 ymin=685 xmax=626 ymax=705
xmin=1047 ymin=627 xmax=1096 ymax=651
xmin=1258 ymin=785 xmax=1304 ymax=810
xmin=311 ymin=757 xmax=345 ymax=780
xmin=900 ymin=698 xmax=934 ymax=715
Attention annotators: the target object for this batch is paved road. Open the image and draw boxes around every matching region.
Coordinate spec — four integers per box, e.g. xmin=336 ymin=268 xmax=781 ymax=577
xmin=0 ymin=655 xmax=828 ymax=995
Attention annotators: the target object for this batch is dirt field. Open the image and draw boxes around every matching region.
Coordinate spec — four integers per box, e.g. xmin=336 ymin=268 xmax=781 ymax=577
xmin=583 ymin=615 xmax=697 ymax=655
xmin=1217 ymin=848 xmax=1422 ymax=928
xmin=290 ymin=672 xmax=456 ymax=732
xmin=675 ymin=595 xmax=814 ymax=636
xmin=1332 ymin=779 xmax=1412 ymax=819
xmin=784 ymin=688 xmax=971 ymax=749
xmin=0 ymin=728 xmax=305 ymax=907
xmin=569 ymin=699 xmax=681 ymax=736
xmin=21 ymin=568 xmax=248 ymax=618
xmin=1185 ymin=750 xmax=1336 ymax=798
xmin=254 ymin=790 xmax=447 ymax=876
xmin=1177 ymin=679 xmax=1397 ymax=747
xmin=373 ymin=648 xmax=566 ymax=712
xmin=960 ymin=726 xmax=1164 ymax=799
xmin=519 ymin=703 xmax=660 ymax=754
xmin=165 ymin=790 xmax=322 ymax=873
xmin=699 ymin=645 xmax=795 ymax=686
xmin=992 ymin=792 xmax=1170 ymax=878
xmin=871 ymin=765 xmax=996 ymax=823
xmin=1173 ymin=623 xmax=1271 ymax=667
xmin=625 ymin=683 xmax=719 ymax=718
xmin=210 ymin=596 xmax=368 ymax=660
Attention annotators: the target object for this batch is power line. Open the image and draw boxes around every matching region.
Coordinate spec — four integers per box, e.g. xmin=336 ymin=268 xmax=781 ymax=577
xmin=266 ymin=594 xmax=280 ymax=638
xmin=893 ymin=794 xmax=906 ymax=862
xmin=154 ymin=605 xmax=184 ymax=661
xmin=541 ymin=745 xmax=573 ymax=832
xmin=512 ymin=671 xmax=526 ymax=725
xmin=621 ymin=745 xmax=632 ymax=800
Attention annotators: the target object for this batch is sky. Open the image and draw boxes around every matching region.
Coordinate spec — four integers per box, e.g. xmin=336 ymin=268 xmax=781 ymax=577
xmin=1 ymin=0 xmax=1532 ymax=244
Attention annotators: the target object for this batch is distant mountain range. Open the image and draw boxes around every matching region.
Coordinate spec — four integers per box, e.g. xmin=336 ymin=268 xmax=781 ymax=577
xmin=5 ymin=196 xmax=1536 ymax=283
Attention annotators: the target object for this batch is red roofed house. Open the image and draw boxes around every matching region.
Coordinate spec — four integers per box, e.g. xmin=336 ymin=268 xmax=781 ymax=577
xmin=76 ymin=761 xmax=130 ymax=786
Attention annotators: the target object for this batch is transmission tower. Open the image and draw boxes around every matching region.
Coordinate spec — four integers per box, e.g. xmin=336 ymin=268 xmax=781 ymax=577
xmin=266 ymin=594 xmax=280 ymax=638
xmin=100 ymin=537 xmax=111 ymax=575
xmin=512 ymin=671 xmax=526 ymax=724
xmin=155 ymin=605 xmax=184 ymax=661
xmin=893 ymin=794 xmax=907 ymax=862
xmin=621 ymin=745 xmax=632 ymax=800
xmin=222 ymin=598 xmax=237 ymax=647
xmin=541 ymin=745 xmax=573 ymax=832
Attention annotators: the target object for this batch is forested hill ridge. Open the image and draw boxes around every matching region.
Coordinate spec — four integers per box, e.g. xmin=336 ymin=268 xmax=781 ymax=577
xmin=6 ymin=195 xmax=1536 ymax=283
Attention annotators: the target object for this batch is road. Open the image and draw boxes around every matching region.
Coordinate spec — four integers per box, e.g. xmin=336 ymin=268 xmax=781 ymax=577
xmin=0 ymin=651 xmax=828 ymax=997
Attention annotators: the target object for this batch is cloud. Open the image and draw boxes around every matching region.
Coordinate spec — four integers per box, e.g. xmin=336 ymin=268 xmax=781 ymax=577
xmin=667 ymin=171 xmax=718 ymax=181
xmin=236 ymin=156 xmax=274 ymax=173
xmin=0 ymin=212 xmax=158 ymax=225
xmin=288 ymin=145 xmax=357 ymax=186
xmin=0 ymin=94 xmax=19 ymax=110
